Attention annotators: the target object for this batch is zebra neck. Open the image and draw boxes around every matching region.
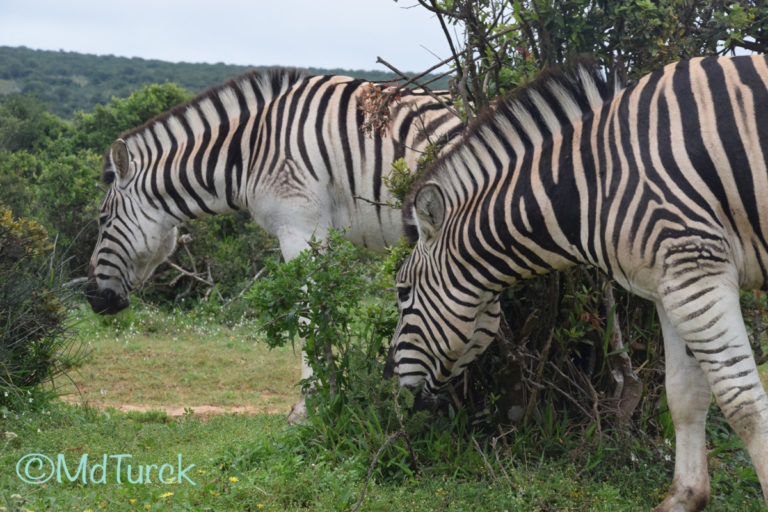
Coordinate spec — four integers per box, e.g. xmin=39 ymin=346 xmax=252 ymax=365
xmin=123 ymin=128 xmax=247 ymax=223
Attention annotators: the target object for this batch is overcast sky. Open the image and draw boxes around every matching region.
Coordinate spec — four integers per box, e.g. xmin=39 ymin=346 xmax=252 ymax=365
xmin=0 ymin=0 xmax=456 ymax=73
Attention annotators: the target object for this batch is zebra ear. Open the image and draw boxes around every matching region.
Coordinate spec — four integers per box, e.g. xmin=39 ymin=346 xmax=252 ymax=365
xmin=110 ymin=139 xmax=130 ymax=179
xmin=413 ymin=183 xmax=445 ymax=246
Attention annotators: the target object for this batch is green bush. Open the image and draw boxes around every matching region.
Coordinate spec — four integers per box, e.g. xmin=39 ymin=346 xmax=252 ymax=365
xmin=245 ymin=230 xmax=496 ymax=481
xmin=0 ymin=204 xmax=86 ymax=409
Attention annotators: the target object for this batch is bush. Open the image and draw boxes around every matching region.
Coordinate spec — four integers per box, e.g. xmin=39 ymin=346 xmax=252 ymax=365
xmin=245 ymin=230 xmax=496 ymax=482
xmin=0 ymin=204 xmax=86 ymax=409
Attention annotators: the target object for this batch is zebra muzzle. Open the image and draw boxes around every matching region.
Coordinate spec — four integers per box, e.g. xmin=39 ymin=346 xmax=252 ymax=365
xmin=85 ymin=281 xmax=130 ymax=315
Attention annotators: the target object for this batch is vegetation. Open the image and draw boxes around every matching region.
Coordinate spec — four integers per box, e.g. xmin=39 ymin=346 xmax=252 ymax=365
xmin=0 ymin=205 xmax=86 ymax=410
xmin=0 ymin=305 xmax=763 ymax=510
xmin=2 ymin=1 xmax=768 ymax=509
xmin=0 ymin=46 xmax=446 ymax=119
xmin=372 ymin=0 xmax=768 ymax=448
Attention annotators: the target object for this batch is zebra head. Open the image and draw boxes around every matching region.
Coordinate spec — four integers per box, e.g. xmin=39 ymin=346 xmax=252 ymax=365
xmin=86 ymin=139 xmax=178 ymax=314
xmin=386 ymin=182 xmax=502 ymax=395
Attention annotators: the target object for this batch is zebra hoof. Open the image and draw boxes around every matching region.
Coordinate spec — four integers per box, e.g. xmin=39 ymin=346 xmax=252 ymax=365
xmin=652 ymin=484 xmax=709 ymax=512
xmin=286 ymin=398 xmax=308 ymax=424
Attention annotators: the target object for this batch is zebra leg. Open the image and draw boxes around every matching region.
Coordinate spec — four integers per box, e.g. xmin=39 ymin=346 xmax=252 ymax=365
xmin=658 ymin=271 xmax=768 ymax=510
xmin=276 ymin=223 xmax=328 ymax=424
xmin=654 ymin=305 xmax=712 ymax=512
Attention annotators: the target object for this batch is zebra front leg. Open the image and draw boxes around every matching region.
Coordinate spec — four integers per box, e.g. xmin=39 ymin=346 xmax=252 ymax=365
xmin=659 ymin=271 xmax=768 ymax=510
xmin=654 ymin=305 xmax=712 ymax=512
xmin=275 ymin=222 xmax=330 ymax=424
xmin=286 ymin=335 xmax=313 ymax=424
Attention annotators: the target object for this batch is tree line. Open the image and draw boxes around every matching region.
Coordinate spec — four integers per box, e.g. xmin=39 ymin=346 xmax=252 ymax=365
xmin=0 ymin=45 xmax=429 ymax=119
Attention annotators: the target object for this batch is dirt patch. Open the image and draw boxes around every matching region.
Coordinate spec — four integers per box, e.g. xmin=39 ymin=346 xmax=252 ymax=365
xmin=59 ymin=396 xmax=286 ymax=419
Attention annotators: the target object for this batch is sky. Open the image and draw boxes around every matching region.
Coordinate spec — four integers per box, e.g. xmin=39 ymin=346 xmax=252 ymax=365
xmin=0 ymin=0 xmax=456 ymax=73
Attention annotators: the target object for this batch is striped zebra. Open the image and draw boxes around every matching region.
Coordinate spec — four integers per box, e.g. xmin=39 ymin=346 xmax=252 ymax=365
xmin=385 ymin=55 xmax=768 ymax=510
xmin=84 ymin=68 xmax=463 ymax=421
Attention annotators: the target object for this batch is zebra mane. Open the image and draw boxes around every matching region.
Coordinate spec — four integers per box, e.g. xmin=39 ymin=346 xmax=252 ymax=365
xmin=402 ymin=60 xmax=614 ymax=242
xmin=102 ymin=67 xmax=308 ymax=181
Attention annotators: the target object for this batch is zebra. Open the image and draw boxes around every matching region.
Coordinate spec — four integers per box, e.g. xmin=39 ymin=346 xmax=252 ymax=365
xmin=385 ymin=55 xmax=768 ymax=511
xmin=84 ymin=68 xmax=463 ymax=422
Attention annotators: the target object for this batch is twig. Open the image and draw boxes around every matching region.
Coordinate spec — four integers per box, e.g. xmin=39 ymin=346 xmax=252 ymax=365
xmin=446 ymin=381 xmax=463 ymax=409
xmin=472 ymin=436 xmax=496 ymax=480
xmin=223 ymin=267 xmax=266 ymax=307
xmin=375 ymin=56 xmax=461 ymax=119
xmin=353 ymin=195 xmax=395 ymax=209
xmin=491 ymin=435 xmax=513 ymax=486
xmin=168 ymin=262 xmax=214 ymax=287
xmin=523 ymin=326 xmax=554 ymax=421
xmin=351 ymin=431 xmax=414 ymax=512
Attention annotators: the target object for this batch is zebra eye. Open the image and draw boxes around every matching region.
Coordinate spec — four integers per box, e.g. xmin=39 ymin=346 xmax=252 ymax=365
xmin=397 ymin=286 xmax=411 ymax=303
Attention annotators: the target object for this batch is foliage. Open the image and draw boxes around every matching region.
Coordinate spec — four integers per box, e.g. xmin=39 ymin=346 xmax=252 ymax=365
xmin=70 ymin=82 xmax=192 ymax=152
xmin=383 ymin=141 xmax=444 ymax=209
xmin=0 ymin=205 xmax=85 ymax=410
xmin=243 ymin=229 xmax=763 ymax=506
xmin=417 ymin=0 xmax=768 ymax=115
xmin=388 ymin=0 xmax=768 ymax=443
xmin=247 ymin=230 xmax=391 ymax=399
xmin=0 ymin=45 xmax=449 ymax=119
xmin=0 ymin=93 xmax=70 ymax=153
xmin=246 ymin=230 xmax=495 ymax=479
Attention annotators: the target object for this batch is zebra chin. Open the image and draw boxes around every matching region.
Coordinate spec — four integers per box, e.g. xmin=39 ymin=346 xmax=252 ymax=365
xmin=85 ymin=281 xmax=130 ymax=315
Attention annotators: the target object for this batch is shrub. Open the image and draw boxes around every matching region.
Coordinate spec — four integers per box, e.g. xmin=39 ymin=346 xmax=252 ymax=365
xmin=246 ymin=230 xmax=491 ymax=481
xmin=0 ymin=204 xmax=86 ymax=409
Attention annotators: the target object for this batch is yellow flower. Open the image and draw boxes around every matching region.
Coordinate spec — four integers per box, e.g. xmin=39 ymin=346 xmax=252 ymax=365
xmin=129 ymin=500 xmax=136 ymax=504
xmin=145 ymin=506 xmax=151 ymax=510
xmin=197 ymin=469 xmax=206 ymax=474
xmin=258 ymin=505 xmax=264 ymax=509
xmin=160 ymin=492 xmax=174 ymax=498
xmin=229 ymin=476 xmax=239 ymax=483
xmin=209 ymin=490 xmax=220 ymax=496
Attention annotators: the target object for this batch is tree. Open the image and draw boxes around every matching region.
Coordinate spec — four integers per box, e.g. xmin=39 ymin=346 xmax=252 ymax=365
xmin=411 ymin=0 xmax=768 ymax=115
xmin=71 ymin=82 xmax=191 ymax=153
xmin=0 ymin=93 xmax=70 ymax=153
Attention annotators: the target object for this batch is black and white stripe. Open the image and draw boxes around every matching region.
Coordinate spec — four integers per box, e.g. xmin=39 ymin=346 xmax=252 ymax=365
xmin=388 ymin=55 xmax=768 ymax=510
xmin=86 ymin=68 xmax=462 ymax=312
xmin=85 ymin=68 xmax=463 ymax=421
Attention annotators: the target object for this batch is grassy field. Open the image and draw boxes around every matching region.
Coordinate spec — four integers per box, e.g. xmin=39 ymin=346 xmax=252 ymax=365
xmin=57 ymin=304 xmax=302 ymax=415
xmin=1 ymin=304 xmax=765 ymax=511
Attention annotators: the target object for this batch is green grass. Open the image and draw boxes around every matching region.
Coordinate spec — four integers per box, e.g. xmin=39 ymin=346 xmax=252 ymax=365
xmin=0 ymin=403 xmax=661 ymax=511
xmin=1 ymin=303 xmax=765 ymax=511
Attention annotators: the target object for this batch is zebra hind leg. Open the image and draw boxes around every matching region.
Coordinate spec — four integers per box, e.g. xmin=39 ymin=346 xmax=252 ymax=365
xmin=654 ymin=304 xmax=712 ymax=512
xmin=658 ymin=270 xmax=768 ymax=510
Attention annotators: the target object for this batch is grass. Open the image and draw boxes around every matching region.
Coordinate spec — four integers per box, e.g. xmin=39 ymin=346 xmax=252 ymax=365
xmin=0 ymin=404 xmax=668 ymax=511
xmin=0 ymin=303 xmax=765 ymax=511
xmin=56 ymin=303 xmax=302 ymax=414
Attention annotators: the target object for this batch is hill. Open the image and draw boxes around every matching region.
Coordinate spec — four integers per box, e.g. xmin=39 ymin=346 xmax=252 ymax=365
xmin=0 ymin=46 xmax=447 ymax=118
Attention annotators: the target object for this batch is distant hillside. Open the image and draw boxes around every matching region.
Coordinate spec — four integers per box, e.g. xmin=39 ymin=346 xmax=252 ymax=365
xmin=0 ymin=46 xmax=449 ymax=118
